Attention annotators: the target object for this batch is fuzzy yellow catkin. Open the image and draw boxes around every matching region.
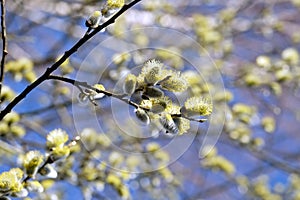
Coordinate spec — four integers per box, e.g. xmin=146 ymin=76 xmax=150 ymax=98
xmin=183 ymin=97 xmax=213 ymax=116
xmin=144 ymin=66 xmax=161 ymax=84
xmin=107 ymin=0 xmax=125 ymax=9
xmin=23 ymin=151 xmax=44 ymax=177
xmin=160 ymin=72 xmax=188 ymax=92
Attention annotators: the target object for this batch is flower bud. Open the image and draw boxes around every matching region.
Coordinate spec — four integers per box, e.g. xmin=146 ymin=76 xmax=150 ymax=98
xmin=144 ymin=61 xmax=162 ymax=85
xmin=39 ymin=164 xmax=57 ymax=179
xmin=85 ymin=11 xmax=102 ymax=29
xmin=135 ymin=108 xmax=150 ymax=125
xmin=143 ymin=86 xmax=164 ymax=98
xmin=151 ymin=101 xmax=167 ymax=114
xmin=123 ymin=74 xmax=137 ymax=95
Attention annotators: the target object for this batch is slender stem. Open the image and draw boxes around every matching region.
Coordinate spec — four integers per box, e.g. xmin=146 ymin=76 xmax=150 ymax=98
xmin=47 ymin=75 xmax=208 ymax=124
xmin=47 ymin=75 xmax=143 ymax=110
xmin=0 ymin=0 xmax=142 ymax=120
xmin=0 ymin=0 xmax=7 ymax=98
xmin=172 ymin=113 xmax=207 ymax=123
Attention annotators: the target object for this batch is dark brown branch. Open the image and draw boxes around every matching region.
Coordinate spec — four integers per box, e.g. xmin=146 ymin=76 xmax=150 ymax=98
xmin=0 ymin=0 xmax=142 ymax=120
xmin=0 ymin=0 xmax=7 ymax=98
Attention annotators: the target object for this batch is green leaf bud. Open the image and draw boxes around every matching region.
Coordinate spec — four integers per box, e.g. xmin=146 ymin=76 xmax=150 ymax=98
xmin=143 ymin=86 xmax=164 ymax=98
xmin=135 ymin=108 xmax=150 ymax=125
xmin=85 ymin=11 xmax=102 ymax=29
xmin=151 ymin=100 xmax=167 ymax=114
xmin=123 ymin=74 xmax=137 ymax=95
xmin=39 ymin=164 xmax=57 ymax=179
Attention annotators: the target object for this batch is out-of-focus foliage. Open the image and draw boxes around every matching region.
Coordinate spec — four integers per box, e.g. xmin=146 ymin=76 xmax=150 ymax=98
xmin=1 ymin=0 xmax=300 ymax=200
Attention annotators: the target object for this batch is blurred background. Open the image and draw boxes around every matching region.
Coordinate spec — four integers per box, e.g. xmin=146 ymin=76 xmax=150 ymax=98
xmin=1 ymin=0 xmax=300 ymax=199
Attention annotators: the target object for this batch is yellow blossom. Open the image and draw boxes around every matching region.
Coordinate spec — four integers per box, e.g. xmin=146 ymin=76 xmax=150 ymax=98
xmin=23 ymin=151 xmax=44 ymax=177
xmin=46 ymin=129 xmax=69 ymax=149
xmin=184 ymin=97 xmax=213 ymax=116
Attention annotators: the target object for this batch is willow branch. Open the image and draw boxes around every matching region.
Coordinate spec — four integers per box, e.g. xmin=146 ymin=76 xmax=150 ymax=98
xmin=47 ymin=75 xmax=143 ymax=110
xmin=0 ymin=0 xmax=7 ymax=98
xmin=0 ymin=0 xmax=142 ymax=120
xmin=47 ymin=75 xmax=209 ymax=125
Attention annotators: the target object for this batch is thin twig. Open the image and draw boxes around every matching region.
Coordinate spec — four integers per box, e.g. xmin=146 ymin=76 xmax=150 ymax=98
xmin=0 ymin=0 xmax=7 ymax=98
xmin=47 ymin=75 xmax=208 ymax=124
xmin=0 ymin=0 xmax=142 ymax=120
xmin=47 ymin=75 xmax=143 ymax=110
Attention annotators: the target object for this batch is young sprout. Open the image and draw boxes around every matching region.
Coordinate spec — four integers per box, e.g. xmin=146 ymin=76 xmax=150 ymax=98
xmin=135 ymin=108 xmax=150 ymax=125
xmin=85 ymin=11 xmax=102 ymax=34
xmin=143 ymin=86 xmax=164 ymax=98
xmin=123 ymin=74 xmax=137 ymax=95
